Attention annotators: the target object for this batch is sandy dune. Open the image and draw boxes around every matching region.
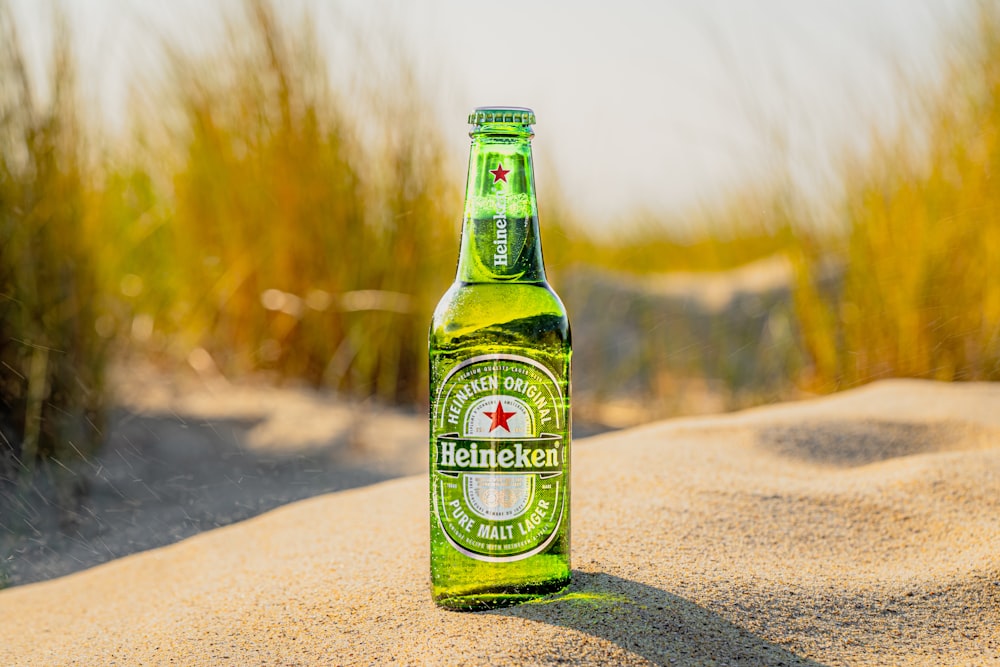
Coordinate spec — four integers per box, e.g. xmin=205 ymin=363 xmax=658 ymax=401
xmin=1 ymin=379 xmax=997 ymax=666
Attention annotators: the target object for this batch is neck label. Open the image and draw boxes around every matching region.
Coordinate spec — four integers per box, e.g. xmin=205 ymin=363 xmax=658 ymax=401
xmin=493 ymin=186 xmax=508 ymax=267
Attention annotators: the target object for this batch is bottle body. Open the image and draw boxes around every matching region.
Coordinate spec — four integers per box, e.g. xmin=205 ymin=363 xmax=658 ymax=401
xmin=429 ymin=108 xmax=571 ymax=610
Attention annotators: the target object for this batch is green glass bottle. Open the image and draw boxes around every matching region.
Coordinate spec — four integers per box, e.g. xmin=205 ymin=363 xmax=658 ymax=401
xmin=429 ymin=106 xmax=571 ymax=610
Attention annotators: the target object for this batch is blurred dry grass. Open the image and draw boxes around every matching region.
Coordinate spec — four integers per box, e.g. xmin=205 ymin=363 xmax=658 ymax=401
xmin=108 ymin=1 xmax=458 ymax=404
xmin=792 ymin=1 xmax=1000 ymax=391
xmin=0 ymin=4 xmax=106 ymax=484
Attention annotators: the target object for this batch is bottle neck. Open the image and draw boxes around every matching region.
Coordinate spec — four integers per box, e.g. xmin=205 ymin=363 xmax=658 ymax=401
xmin=456 ymin=129 xmax=546 ymax=283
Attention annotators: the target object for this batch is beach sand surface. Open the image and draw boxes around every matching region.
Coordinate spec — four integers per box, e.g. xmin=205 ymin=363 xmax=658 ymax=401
xmin=1 ymin=379 xmax=997 ymax=666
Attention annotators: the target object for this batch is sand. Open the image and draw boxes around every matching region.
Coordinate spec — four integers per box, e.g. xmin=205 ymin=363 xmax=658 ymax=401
xmin=1 ymin=379 xmax=997 ymax=666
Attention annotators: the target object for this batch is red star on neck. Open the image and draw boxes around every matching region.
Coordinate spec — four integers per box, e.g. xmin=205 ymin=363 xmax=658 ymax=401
xmin=484 ymin=400 xmax=516 ymax=432
xmin=489 ymin=162 xmax=510 ymax=184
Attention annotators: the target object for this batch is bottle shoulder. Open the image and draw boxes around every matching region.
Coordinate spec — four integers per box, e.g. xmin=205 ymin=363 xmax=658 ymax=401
xmin=430 ymin=281 xmax=570 ymax=348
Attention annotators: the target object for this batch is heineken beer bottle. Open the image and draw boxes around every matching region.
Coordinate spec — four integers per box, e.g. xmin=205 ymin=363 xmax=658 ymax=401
xmin=429 ymin=107 xmax=571 ymax=610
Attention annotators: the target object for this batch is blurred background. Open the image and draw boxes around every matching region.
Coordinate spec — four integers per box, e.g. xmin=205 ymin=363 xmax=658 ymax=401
xmin=2 ymin=0 xmax=999 ymax=585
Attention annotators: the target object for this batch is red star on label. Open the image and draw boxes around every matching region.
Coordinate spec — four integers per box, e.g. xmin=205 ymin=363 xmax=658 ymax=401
xmin=489 ymin=162 xmax=510 ymax=183
xmin=484 ymin=400 xmax=516 ymax=432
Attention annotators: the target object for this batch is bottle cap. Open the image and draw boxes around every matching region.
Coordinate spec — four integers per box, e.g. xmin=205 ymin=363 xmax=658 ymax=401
xmin=468 ymin=106 xmax=536 ymax=125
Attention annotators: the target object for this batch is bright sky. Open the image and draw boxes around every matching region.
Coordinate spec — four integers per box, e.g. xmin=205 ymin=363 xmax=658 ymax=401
xmin=10 ymin=0 xmax=972 ymax=229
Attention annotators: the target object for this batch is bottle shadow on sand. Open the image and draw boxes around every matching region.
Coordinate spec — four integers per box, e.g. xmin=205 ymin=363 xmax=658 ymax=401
xmin=491 ymin=570 xmax=829 ymax=667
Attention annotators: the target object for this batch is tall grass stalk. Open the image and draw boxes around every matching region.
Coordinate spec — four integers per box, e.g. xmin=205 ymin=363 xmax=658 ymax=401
xmin=0 ymin=3 xmax=106 ymax=484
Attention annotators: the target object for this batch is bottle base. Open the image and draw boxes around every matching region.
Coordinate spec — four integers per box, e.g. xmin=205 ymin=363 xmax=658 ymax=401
xmin=433 ymin=576 xmax=570 ymax=611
